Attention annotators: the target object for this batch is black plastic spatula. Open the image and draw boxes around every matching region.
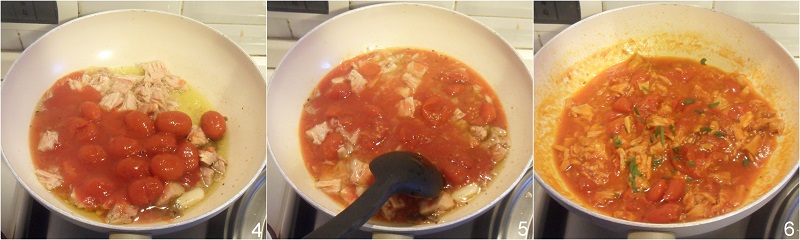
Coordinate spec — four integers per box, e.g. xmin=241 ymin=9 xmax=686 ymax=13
xmin=303 ymin=151 xmax=444 ymax=239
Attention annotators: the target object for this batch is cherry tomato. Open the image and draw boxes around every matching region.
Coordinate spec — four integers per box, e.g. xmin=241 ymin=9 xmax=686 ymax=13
xmin=645 ymin=179 xmax=667 ymax=203
xmin=642 ymin=203 xmax=682 ymax=223
xmin=125 ymin=110 xmax=155 ymax=138
xmin=107 ymin=136 xmax=144 ymax=158
xmin=116 ymin=157 xmax=150 ymax=179
xmin=74 ymin=123 xmax=98 ymax=142
xmin=80 ymin=101 xmax=103 ymax=121
xmin=662 ymin=178 xmax=686 ymax=202
xmin=321 ymin=133 xmax=345 ymax=160
xmin=76 ymin=177 xmax=117 ymax=210
xmin=612 ymin=97 xmax=633 ymax=114
xmin=143 ymin=133 xmax=177 ymax=155
xmin=150 ymin=153 xmax=186 ymax=181
xmin=78 ymin=144 xmax=107 ymax=164
xmin=155 ymin=111 xmax=192 ymax=137
xmin=200 ymin=111 xmax=226 ymax=141
xmin=421 ymin=97 xmax=454 ymax=127
xmin=176 ymin=141 xmax=199 ymax=171
xmin=127 ymin=177 xmax=164 ymax=205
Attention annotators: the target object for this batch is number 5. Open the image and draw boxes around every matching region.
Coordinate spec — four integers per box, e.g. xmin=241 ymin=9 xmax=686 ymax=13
xmin=252 ymin=222 xmax=263 ymax=238
xmin=518 ymin=221 xmax=529 ymax=237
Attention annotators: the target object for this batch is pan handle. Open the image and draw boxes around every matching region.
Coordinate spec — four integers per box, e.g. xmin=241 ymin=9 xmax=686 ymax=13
xmin=109 ymin=233 xmax=152 ymax=239
xmin=628 ymin=231 xmax=675 ymax=239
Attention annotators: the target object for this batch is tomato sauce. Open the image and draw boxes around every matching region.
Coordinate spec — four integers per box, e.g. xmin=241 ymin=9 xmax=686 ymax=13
xmin=300 ymin=48 xmax=509 ymax=223
xmin=30 ymin=69 xmax=225 ymax=223
xmin=554 ymin=55 xmax=783 ymax=223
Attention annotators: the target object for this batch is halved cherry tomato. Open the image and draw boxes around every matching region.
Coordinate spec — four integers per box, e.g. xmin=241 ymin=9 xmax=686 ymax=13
xmin=642 ymin=203 xmax=682 ymax=223
xmin=155 ymin=111 xmax=192 ymax=137
xmin=646 ymin=179 xmax=667 ymax=203
xmin=662 ymin=178 xmax=686 ymax=202
xmin=421 ymin=97 xmax=454 ymax=126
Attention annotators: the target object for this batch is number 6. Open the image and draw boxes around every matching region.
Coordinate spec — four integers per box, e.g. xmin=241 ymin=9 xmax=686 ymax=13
xmin=785 ymin=221 xmax=795 ymax=237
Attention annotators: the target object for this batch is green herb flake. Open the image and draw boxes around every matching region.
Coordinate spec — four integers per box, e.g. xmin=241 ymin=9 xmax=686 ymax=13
xmin=656 ymin=126 xmax=665 ymax=146
xmin=714 ymin=131 xmax=727 ymax=138
xmin=672 ymin=146 xmax=680 ymax=153
xmin=687 ymin=161 xmax=696 ymax=167
xmin=613 ymin=136 xmax=622 ymax=148
xmin=633 ymin=106 xmax=640 ymax=115
xmin=641 ymin=86 xmax=650 ymax=93
xmin=670 ymin=169 xmax=677 ymax=174
xmin=708 ymin=102 xmax=720 ymax=108
xmin=743 ymin=155 xmax=751 ymax=167
xmin=700 ymin=58 xmax=707 ymax=65
xmin=682 ymin=98 xmax=695 ymax=105
xmin=695 ymin=109 xmax=705 ymax=115
xmin=700 ymin=126 xmax=713 ymax=134
xmin=653 ymin=158 xmax=664 ymax=168
xmin=686 ymin=177 xmax=695 ymax=183
xmin=650 ymin=134 xmax=655 ymax=143
xmin=628 ymin=156 xmax=642 ymax=193
xmin=669 ymin=125 xmax=676 ymax=135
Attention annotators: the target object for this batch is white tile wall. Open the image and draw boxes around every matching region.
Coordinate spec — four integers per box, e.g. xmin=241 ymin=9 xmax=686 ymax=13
xmin=267 ymin=1 xmax=534 ymax=50
xmin=183 ymin=1 xmax=266 ymax=25
xmin=455 ymin=1 xmax=532 ymax=19
xmin=534 ymin=1 xmax=800 ymax=58
xmin=1 ymin=1 xmax=266 ymax=56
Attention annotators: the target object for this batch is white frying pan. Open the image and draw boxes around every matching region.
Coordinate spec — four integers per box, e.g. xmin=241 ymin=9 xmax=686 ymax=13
xmin=534 ymin=4 xmax=798 ymax=237
xmin=1 ymin=10 xmax=266 ymax=235
xmin=267 ymin=3 xmax=532 ymax=236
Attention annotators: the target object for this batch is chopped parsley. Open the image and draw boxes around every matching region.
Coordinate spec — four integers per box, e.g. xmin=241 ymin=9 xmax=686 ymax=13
xmin=633 ymin=106 xmax=646 ymax=123
xmin=613 ymin=136 xmax=622 ymax=148
xmin=669 ymin=125 xmax=676 ymax=135
xmin=641 ymin=86 xmax=650 ymax=93
xmin=714 ymin=131 xmax=727 ymax=138
xmin=628 ymin=156 xmax=643 ymax=193
xmin=708 ymin=102 xmax=720 ymax=108
xmin=694 ymin=109 xmax=705 ymax=115
xmin=670 ymin=169 xmax=677 ymax=174
xmin=700 ymin=126 xmax=713 ymax=134
xmin=687 ymin=161 xmax=696 ymax=167
xmin=700 ymin=58 xmax=707 ymax=65
xmin=656 ymin=126 xmax=665 ymax=146
xmin=672 ymin=146 xmax=680 ymax=153
xmin=682 ymin=98 xmax=695 ymax=105
xmin=743 ymin=155 xmax=751 ymax=167
xmin=633 ymin=106 xmax=640 ymax=115
xmin=653 ymin=158 xmax=664 ymax=168
xmin=686 ymin=177 xmax=695 ymax=183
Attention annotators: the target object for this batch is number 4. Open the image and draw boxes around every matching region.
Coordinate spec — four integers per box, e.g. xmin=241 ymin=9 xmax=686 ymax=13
xmin=253 ymin=222 xmax=263 ymax=238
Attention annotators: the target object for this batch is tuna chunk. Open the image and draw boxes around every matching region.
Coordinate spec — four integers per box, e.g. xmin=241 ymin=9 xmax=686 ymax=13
xmin=347 ymin=69 xmax=367 ymax=94
xmin=68 ymin=79 xmax=84 ymax=90
xmin=305 ymin=122 xmax=331 ymax=145
xmin=452 ymin=108 xmax=465 ymax=121
xmin=348 ymin=159 xmax=372 ymax=185
xmin=139 ymin=61 xmax=171 ymax=81
xmin=200 ymin=166 xmax=215 ymax=187
xmin=397 ymin=97 xmax=419 ymax=118
xmin=35 ymin=168 xmax=63 ymax=190
xmin=37 ymin=130 xmax=59 ymax=152
xmin=402 ymin=73 xmax=421 ymax=92
xmin=470 ymin=126 xmax=488 ymax=140
xmin=156 ymin=182 xmax=185 ymax=206
xmin=380 ymin=196 xmax=406 ymax=220
xmin=199 ymin=147 xmax=227 ymax=174
xmin=419 ymin=192 xmax=455 ymax=215
xmin=99 ymin=92 xmax=123 ymax=111
xmin=315 ymin=179 xmax=342 ymax=195
xmin=188 ymin=125 xmax=209 ymax=146
xmin=118 ymin=92 xmax=138 ymax=111
xmin=110 ymin=77 xmax=135 ymax=93
xmin=406 ymin=61 xmax=428 ymax=78
xmin=105 ymin=201 xmax=138 ymax=224
xmin=162 ymin=75 xmax=186 ymax=91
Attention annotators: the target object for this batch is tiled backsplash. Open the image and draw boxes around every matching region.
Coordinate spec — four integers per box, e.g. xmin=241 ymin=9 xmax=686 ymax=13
xmin=534 ymin=1 xmax=800 ymax=57
xmin=1 ymin=1 xmax=266 ymax=56
xmin=267 ymin=1 xmax=533 ymax=49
